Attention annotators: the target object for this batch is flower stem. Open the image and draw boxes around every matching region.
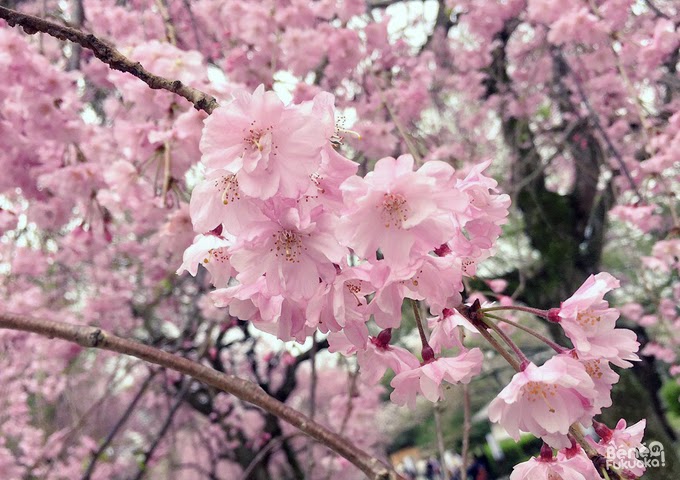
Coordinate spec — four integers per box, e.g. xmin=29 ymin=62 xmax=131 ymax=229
xmin=481 ymin=316 xmax=530 ymax=367
xmin=411 ymin=299 xmax=434 ymax=361
xmin=484 ymin=313 xmax=567 ymax=354
xmin=411 ymin=299 xmax=427 ymax=346
xmin=457 ymin=304 xmax=522 ymax=372
xmin=480 ymin=305 xmax=550 ymax=318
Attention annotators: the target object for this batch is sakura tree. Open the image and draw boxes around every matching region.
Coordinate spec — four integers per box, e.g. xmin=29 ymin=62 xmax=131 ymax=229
xmin=0 ymin=1 xmax=678 ymax=480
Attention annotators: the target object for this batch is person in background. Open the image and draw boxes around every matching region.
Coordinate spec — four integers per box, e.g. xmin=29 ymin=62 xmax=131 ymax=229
xmin=466 ymin=454 xmax=490 ymax=480
xmin=402 ymin=456 xmax=417 ymax=480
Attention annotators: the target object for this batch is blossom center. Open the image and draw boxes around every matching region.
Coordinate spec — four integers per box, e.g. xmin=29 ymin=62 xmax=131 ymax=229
xmin=584 ymin=360 xmax=603 ymax=379
xmin=461 ymin=258 xmax=475 ymax=275
xmin=331 ymin=114 xmax=361 ymax=148
xmin=274 ymin=230 xmax=304 ymax=263
xmin=380 ymin=192 xmax=408 ymax=228
xmin=346 ymin=281 xmax=363 ymax=306
xmin=214 ymin=174 xmax=240 ymax=205
xmin=310 ymin=172 xmax=325 ymax=193
xmin=576 ymin=310 xmax=601 ymax=327
xmin=203 ymin=248 xmax=229 ymax=264
xmin=244 ymin=122 xmax=274 ymax=154
xmin=522 ymin=381 xmax=558 ymax=413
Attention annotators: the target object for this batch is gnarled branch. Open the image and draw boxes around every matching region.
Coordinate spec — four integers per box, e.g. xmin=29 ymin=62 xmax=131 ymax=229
xmin=0 ymin=5 xmax=218 ymax=114
xmin=0 ymin=311 xmax=401 ymax=480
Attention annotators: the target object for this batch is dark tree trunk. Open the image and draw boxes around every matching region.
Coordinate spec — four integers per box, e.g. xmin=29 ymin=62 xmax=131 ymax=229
xmin=483 ymin=19 xmax=680 ymax=479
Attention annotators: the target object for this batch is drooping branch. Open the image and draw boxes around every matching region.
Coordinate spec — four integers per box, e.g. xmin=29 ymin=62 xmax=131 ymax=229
xmin=0 ymin=311 xmax=401 ymax=480
xmin=0 ymin=5 xmax=218 ymax=114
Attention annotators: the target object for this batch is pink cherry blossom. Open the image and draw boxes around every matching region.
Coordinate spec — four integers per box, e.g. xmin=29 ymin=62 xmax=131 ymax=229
xmin=427 ymin=308 xmax=469 ymax=354
xmin=212 ymin=278 xmax=313 ymax=342
xmin=229 ymin=200 xmax=346 ymax=300
xmin=592 ymin=419 xmax=647 ymax=478
xmin=176 ymin=233 xmax=235 ymax=287
xmin=306 ymin=263 xmax=374 ymax=344
xmin=189 ymin=168 xmax=265 ymax=235
xmin=338 ymin=154 xmax=468 ymax=264
xmin=355 ymin=334 xmax=421 ymax=385
xmin=488 ymin=355 xmax=597 ymax=448
xmin=578 ymin=356 xmax=619 ymax=415
xmin=510 ymin=454 xmax=591 ymax=480
xmin=390 ymin=348 xmax=483 ymax=408
xmin=368 ymin=255 xmax=464 ymax=329
xmin=200 ymin=85 xmax=327 ymax=199
xmin=553 ymin=272 xmax=640 ymax=367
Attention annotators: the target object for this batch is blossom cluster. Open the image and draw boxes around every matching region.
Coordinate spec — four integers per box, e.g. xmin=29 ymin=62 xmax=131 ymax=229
xmin=494 ymin=273 xmax=644 ymax=478
xmin=179 ymin=85 xmax=510 ymax=407
xmin=181 ymin=86 xmax=645 ymax=478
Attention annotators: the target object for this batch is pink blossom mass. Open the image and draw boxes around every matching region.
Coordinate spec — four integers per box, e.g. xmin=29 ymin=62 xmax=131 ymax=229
xmin=0 ymin=0 xmax=677 ymax=478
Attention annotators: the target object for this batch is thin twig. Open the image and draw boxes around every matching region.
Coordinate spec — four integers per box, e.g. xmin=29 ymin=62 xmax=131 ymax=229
xmin=238 ymin=433 xmax=304 ymax=480
xmin=161 ymin=141 xmax=172 ymax=207
xmin=82 ymin=371 xmax=158 ymax=480
xmin=305 ymin=333 xmax=319 ymax=478
xmin=0 ymin=5 xmax=218 ymax=114
xmin=433 ymin=403 xmax=446 ymax=475
xmin=0 ymin=312 xmax=402 ymax=480
xmin=466 ymin=317 xmax=521 ymax=372
xmin=182 ymin=0 xmax=202 ymax=50
xmin=481 ymin=317 xmax=530 ymax=366
xmin=131 ymin=378 xmax=191 ymax=480
xmin=410 ymin=299 xmax=432 ymax=353
xmin=154 ymin=0 xmax=177 ymax=45
xmin=66 ymin=0 xmax=85 ymax=71
xmin=460 ymin=383 xmax=471 ymax=480
xmin=483 ymin=313 xmax=566 ymax=353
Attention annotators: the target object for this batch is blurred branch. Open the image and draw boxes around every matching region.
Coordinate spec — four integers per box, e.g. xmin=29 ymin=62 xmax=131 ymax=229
xmin=0 ymin=5 xmax=218 ymax=113
xmin=154 ymin=0 xmax=177 ymax=45
xmin=552 ymin=49 xmax=643 ymax=201
xmin=433 ymin=403 xmax=446 ymax=477
xmin=459 ymin=383 xmax=470 ymax=480
xmin=643 ymin=0 xmax=671 ymax=19
xmin=66 ymin=0 xmax=84 ymax=70
xmin=131 ymin=378 xmax=191 ymax=480
xmin=0 ymin=312 xmax=401 ymax=480
xmin=82 ymin=370 xmax=158 ymax=480
xmin=305 ymin=333 xmax=319 ymax=478
xmin=181 ymin=0 xmax=202 ymax=50
xmin=238 ymin=433 xmax=304 ymax=480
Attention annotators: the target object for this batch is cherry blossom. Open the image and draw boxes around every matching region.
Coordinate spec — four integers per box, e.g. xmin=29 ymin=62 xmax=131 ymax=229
xmin=488 ymin=355 xmax=598 ymax=448
xmin=592 ymin=419 xmax=648 ymax=478
xmin=390 ymin=348 xmax=484 ymax=408
xmin=200 ymin=85 xmax=327 ymax=199
xmin=338 ymin=154 xmax=469 ymax=264
xmin=550 ymin=273 xmax=640 ymax=367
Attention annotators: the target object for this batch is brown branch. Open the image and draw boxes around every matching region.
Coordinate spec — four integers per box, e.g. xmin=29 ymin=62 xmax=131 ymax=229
xmin=0 ymin=5 xmax=218 ymax=114
xmin=238 ymin=433 xmax=304 ymax=480
xmin=0 ymin=311 xmax=402 ymax=480
xmin=66 ymin=0 xmax=85 ymax=71
xmin=154 ymin=0 xmax=177 ymax=46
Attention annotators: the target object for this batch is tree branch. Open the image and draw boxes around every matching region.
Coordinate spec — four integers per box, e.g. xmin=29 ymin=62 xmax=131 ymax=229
xmin=0 ymin=5 xmax=218 ymax=114
xmin=0 ymin=311 xmax=401 ymax=480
